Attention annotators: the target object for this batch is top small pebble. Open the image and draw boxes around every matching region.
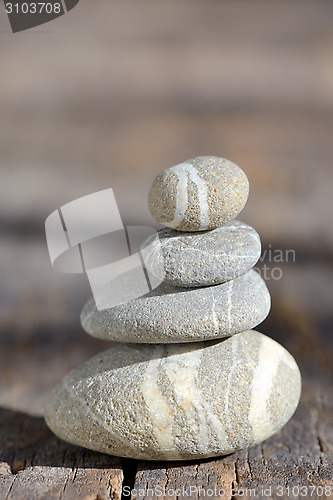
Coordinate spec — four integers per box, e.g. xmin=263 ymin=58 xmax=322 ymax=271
xmin=148 ymin=156 xmax=249 ymax=232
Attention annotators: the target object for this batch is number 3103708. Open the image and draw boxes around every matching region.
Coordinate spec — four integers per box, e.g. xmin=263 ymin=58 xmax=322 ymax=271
xmin=5 ymin=3 xmax=62 ymax=14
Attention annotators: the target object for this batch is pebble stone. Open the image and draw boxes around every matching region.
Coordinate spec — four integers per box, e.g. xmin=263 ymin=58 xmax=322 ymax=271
xmin=44 ymin=330 xmax=302 ymax=461
xmin=148 ymin=156 xmax=249 ymax=232
xmin=141 ymin=220 xmax=261 ymax=288
xmin=81 ymin=269 xmax=271 ymax=343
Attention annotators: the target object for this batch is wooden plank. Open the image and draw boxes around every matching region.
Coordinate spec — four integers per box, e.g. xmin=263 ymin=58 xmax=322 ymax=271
xmin=0 ymin=409 xmax=123 ymax=500
xmin=134 ymin=456 xmax=237 ymax=500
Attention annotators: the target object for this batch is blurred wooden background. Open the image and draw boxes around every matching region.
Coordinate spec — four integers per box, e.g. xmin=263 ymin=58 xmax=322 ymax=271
xmin=0 ymin=0 xmax=332 ymax=498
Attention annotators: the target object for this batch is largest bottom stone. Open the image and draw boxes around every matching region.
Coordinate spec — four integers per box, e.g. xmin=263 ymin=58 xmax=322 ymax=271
xmin=44 ymin=330 xmax=301 ymax=461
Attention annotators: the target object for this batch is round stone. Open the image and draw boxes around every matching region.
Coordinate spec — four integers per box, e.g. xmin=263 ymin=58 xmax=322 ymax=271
xmin=81 ymin=269 xmax=271 ymax=343
xmin=45 ymin=330 xmax=302 ymax=461
xmin=142 ymin=220 xmax=261 ymax=288
xmin=148 ymin=156 xmax=249 ymax=232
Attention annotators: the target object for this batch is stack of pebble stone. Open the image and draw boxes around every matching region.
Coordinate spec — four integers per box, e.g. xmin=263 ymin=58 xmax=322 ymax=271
xmin=45 ymin=156 xmax=301 ymax=461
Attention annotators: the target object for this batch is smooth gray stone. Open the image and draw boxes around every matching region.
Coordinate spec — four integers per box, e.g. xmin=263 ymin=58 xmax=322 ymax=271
xmin=148 ymin=156 xmax=249 ymax=232
xmin=44 ymin=330 xmax=302 ymax=461
xmin=81 ymin=269 xmax=271 ymax=343
xmin=141 ymin=220 xmax=261 ymax=288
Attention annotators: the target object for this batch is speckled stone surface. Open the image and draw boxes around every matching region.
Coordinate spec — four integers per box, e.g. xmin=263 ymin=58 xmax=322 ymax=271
xmin=141 ymin=220 xmax=261 ymax=288
xmin=81 ymin=269 xmax=271 ymax=343
xmin=148 ymin=156 xmax=249 ymax=232
xmin=44 ymin=330 xmax=301 ymax=461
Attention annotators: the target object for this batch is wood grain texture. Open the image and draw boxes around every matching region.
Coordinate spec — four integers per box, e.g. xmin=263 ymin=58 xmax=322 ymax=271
xmin=0 ymin=409 xmax=123 ymax=499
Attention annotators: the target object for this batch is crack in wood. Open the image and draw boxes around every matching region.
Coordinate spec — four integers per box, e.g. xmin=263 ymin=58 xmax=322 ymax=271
xmin=121 ymin=458 xmax=138 ymax=500
xmin=4 ymin=474 xmax=17 ymax=500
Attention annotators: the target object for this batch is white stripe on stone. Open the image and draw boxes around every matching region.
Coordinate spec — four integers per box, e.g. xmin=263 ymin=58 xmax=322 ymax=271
xmin=226 ymin=280 xmax=234 ymax=332
xmin=141 ymin=348 xmax=181 ymax=459
xmin=167 ymin=162 xmax=209 ymax=229
xmin=248 ymin=338 xmax=281 ymax=442
xmin=183 ymin=163 xmax=210 ymax=229
xmin=281 ymin=350 xmax=300 ymax=371
xmin=224 ymin=334 xmax=239 ymax=416
xmin=166 ymin=163 xmax=189 ymax=228
xmin=164 ymin=346 xmax=230 ymax=453
xmin=210 ymin=287 xmax=219 ymax=333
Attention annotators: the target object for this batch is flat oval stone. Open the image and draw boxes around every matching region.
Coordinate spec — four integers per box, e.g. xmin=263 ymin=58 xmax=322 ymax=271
xmin=81 ymin=270 xmax=271 ymax=343
xmin=45 ymin=331 xmax=301 ymax=460
xmin=148 ymin=156 xmax=249 ymax=232
xmin=142 ymin=220 xmax=261 ymax=288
